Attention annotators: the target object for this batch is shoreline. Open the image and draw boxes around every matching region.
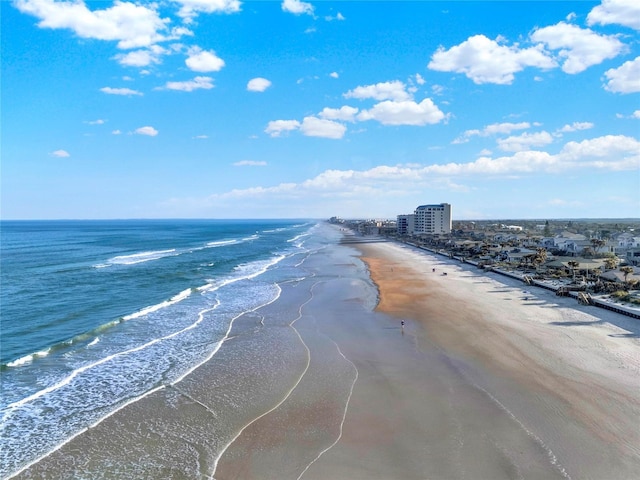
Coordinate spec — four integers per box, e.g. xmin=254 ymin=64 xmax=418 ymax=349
xmin=9 ymin=232 xmax=640 ymax=479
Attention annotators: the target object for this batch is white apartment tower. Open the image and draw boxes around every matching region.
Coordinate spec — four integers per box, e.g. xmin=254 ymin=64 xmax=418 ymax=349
xmin=414 ymin=203 xmax=451 ymax=235
xmin=396 ymin=214 xmax=415 ymax=236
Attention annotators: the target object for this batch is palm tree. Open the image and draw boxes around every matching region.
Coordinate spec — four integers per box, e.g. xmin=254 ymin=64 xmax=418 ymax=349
xmin=535 ymin=247 xmax=548 ymax=264
xmin=591 ymin=238 xmax=606 ymax=254
xmin=521 ymin=254 xmax=536 ymax=272
xmin=620 ymin=266 xmax=634 ymax=284
xmin=531 ymin=247 xmax=547 ymax=273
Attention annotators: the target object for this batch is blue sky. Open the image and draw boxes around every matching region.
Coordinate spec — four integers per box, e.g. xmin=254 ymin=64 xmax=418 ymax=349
xmin=2 ymin=0 xmax=639 ymax=220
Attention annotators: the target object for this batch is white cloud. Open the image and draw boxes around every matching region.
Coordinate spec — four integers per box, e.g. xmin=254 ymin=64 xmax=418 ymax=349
xmin=357 ymin=99 xmax=446 ymax=126
xmin=14 ymin=0 xmax=171 ymax=49
xmin=497 ymin=131 xmax=554 ymax=152
xmin=330 ymin=72 xmax=339 ymax=78
xmin=162 ymin=76 xmax=214 ymax=91
xmin=587 ymin=0 xmax=640 ymax=31
xmin=482 ymin=122 xmax=531 ymax=136
xmin=174 ymin=0 xmax=241 ymax=21
xmin=560 ymin=135 xmax=639 ymax=166
xmin=265 ymin=119 xmax=301 ymax=137
xmin=428 ymin=34 xmax=556 ymax=84
xmin=86 ymin=119 xmax=106 ymax=125
xmin=530 ymin=22 xmax=625 ymax=74
xmin=344 ymin=80 xmax=411 ymax=101
xmin=112 ymin=130 xmax=122 ymax=135
xmin=300 ymin=116 xmax=347 ymax=139
xmin=318 ymin=106 xmax=359 ymax=122
xmin=282 ymin=0 xmax=314 ymax=16
xmin=604 ymin=56 xmax=640 ymax=93
xmin=51 ymin=149 xmax=70 ymax=157
xmin=135 ymin=126 xmax=158 ymax=136
xmin=415 ymin=73 xmax=425 ymax=85
xmin=433 ymin=136 xmax=639 ymax=174
xmin=115 ymin=45 xmax=167 ymax=67
xmin=633 ymin=110 xmax=640 ymax=119
xmin=193 ymin=134 xmax=208 ymax=139
xmin=431 ymin=84 xmax=445 ymax=95
xmin=325 ymin=12 xmax=345 ymax=21
xmin=234 ymin=160 xmax=267 ymax=166
xmin=100 ymin=87 xmax=142 ymax=96
xmin=247 ymin=77 xmax=272 ymax=92
xmin=267 ymin=97 xmax=445 ymax=138
xmin=453 ymin=122 xmax=532 ymax=143
xmin=168 ymin=26 xmax=194 ymax=41
xmin=185 ymin=47 xmax=225 ymax=72
xmin=558 ymin=122 xmax=594 ymax=132
xmin=202 ymin=135 xmax=639 ymax=204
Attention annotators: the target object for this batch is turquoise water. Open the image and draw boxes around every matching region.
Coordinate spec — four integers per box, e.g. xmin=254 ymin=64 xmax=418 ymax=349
xmin=0 ymin=219 xmax=322 ymax=477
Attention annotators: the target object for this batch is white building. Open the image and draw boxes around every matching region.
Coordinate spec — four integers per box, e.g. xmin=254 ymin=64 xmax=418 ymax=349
xmin=414 ymin=203 xmax=451 ymax=235
xmin=396 ymin=214 xmax=415 ymax=236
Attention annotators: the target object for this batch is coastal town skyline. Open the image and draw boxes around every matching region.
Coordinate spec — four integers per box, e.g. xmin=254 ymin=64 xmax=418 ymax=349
xmin=2 ymin=1 xmax=639 ymax=220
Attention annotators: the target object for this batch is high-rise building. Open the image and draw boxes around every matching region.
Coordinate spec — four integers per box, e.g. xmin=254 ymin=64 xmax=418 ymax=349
xmin=414 ymin=203 xmax=451 ymax=234
xmin=396 ymin=214 xmax=415 ymax=236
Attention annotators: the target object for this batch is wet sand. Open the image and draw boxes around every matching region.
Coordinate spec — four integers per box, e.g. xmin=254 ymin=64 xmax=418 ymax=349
xmin=11 ymin=237 xmax=640 ymax=479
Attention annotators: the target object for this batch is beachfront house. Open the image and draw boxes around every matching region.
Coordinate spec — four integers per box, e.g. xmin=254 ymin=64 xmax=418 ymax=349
xmin=615 ymin=233 xmax=640 ymax=250
xmin=549 ymin=232 xmax=587 ymax=254
xmin=566 ymin=240 xmax=593 ymax=256
xmin=503 ymin=248 xmax=538 ymax=266
xmin=545 ymin=257 xmax=608 ymax=281
xmin=626 ymin=249 xmax=640 ymax=266
xmin=600 ymin=266 xmax=640 ymax=284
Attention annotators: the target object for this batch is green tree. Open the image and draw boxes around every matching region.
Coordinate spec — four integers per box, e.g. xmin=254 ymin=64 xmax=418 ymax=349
xmin=543 ymin=220 xmax=551 ymax=237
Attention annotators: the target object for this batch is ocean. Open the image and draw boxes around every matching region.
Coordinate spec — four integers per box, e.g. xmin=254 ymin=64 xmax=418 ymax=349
xmin=0 ymin=219 xmax=332 ymax=478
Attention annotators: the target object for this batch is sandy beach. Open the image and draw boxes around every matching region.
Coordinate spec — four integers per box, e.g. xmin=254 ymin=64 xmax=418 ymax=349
xmin=11 ymin=235 xmax=640 ymax=479
xmin=217 ymin=238 xmax=640 ymax=479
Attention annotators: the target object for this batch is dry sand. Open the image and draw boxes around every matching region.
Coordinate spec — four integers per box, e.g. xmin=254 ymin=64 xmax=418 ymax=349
xmin=354 ymin=241 xmax=640 ymax=473
xmin=361 ymin=243 xmax=639 ymax=407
